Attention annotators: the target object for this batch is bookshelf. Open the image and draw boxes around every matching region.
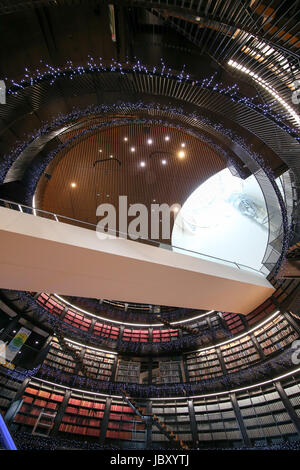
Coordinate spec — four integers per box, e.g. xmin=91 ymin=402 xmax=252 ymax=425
xmin=237 ymin=385 xmax=297 ymax=439
xmin=246 ymin=298 xmax=275 ymax=326
xmin=81 ymin=346 xmax=115 ymax=381
xmin=93 ymin=322 xmax=119 ymax=340
xmin=44 ymin=338 xmax=77 ymax=374
xmin=0 ymin=367 xmax=22 ymax=414
xmin=193 ymin=395 xmax=241 ymax=442
xmin=186 ymin=349 xmax=223 ymax=381
xmin=122 ymin=328 xmax=149 ymax=342
xmin=13 ymin=383 xmax=64 ymax=431
xmin=254 ymin=315 xmax=298 ymax=356
xmin=159 ymin=361 xmax=182 ymax=384
xmin=116 ymin=360 xmax=140 ymax=383
xmin=44 ymin=338 xmax=115 ymax=381
xmin=152 ymin=329 xmax=178 ymax=342
xmin=152 ymin=400 xmax=192 ymax=442
xmin=59 ymin=392 xmax=106 ymax=437
xmin=106 ymin=399 xmax=145 ymax=441
xmin=37 ymin=293 xmax=65 ymax=318
xmin=222 ymin=312 xmax=245 ymax=334
xmin=220 ymin=335 xmax=260 ymax=373
xmin=64 ymin=310 xmax=91 ymax=332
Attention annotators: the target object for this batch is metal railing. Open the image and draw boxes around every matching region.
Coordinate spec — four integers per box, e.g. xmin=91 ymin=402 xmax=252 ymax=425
xmin=0 ymin=198 xmax=265 ymax=275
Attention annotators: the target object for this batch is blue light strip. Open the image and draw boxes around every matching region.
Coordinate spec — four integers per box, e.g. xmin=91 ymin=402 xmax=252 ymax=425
xmin=0 ymin=413 xmax=17 ymax=450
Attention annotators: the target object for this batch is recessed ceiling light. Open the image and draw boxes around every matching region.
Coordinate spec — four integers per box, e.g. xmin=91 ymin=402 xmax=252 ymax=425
xmin=124 ymin=137 xmax=128 ymax=142
xmin=181 ymin=143 xmax=186 ymax=148
xmin=130 ymin=147 xmax=135 ymax=152
xmin=147 ymin=138 xmax=153 ymax=145
xmin=178 ymin=151 xmax=185 ymax=159
xmin=140 ymin=161 xmax=146 ymax=167
xmin=162 ymin=159 xmax=167 ymax=165
xmin=70 ymin=182 xmax=77 ymax=188
xmin=165 ymin=136 xmax=170 ymax=141
xmin=110 ymin=155 xmax=113 ymax=159
xmin=99 ymin=149 xmax=102 ymax=152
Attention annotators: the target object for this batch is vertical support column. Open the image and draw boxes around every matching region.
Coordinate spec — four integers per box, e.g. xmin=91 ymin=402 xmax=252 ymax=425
xmin=207 ymin=316 xmax=216 ymax=341
xmin=51 ymin=389 xmax=71 ymax=436
xmin=216 ymin=348 xmax=227 ymax=375
xmin=88 ymin=318 xmax=96 ymax=334
xmin=275 ymin=381 xmax=300 ymax=436
xmin=145 ymin=400 xmax=152 ymax=449
xmin=60 ymin=306 xmax=68 ymax=321
xmin=148 ymin=356 xmax=153 ymax=385
xmin=111 ymin=355 xmax=118 ymax=382
xmin=250 ymin=333 xmax=266 ymax=360
xmin=230 ymin=392 xmax=251 ymax=447
xmin=118 ymin=325 xmax=124 ymax=343
xmin=239 ymin=314 xmax=249 ymax=329
xmin=216 ymin=312 xmax=230 ymax=333
xmin=148 ymin=327 xmax=153 ymax=344
xmin=99 ymin=397 xmax=112 ymax=444
xmin=74 ymin=347 xmax=85 ymax=375
xmin=182 ymin=355 xmax=190 ymax=383
xmin=187 ymin=399 xmax=198 ymax=447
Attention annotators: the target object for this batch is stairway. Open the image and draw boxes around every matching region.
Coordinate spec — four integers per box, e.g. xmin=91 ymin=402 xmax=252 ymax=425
xmin=55 ymin=327 xmax=93 ymax=379
xmin=120 ymin=388 xmax=189 ymax=450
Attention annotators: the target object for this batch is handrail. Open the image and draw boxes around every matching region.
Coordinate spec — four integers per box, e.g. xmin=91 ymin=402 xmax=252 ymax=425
xmin=0 ymin=413 xmax=17 ymax=450
xmin=0 ymin=198 xmax=265 ymax=275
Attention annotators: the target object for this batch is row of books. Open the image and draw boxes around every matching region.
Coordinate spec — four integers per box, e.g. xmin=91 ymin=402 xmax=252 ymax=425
xmin=59 ymin=424 xmax=100 ymax=436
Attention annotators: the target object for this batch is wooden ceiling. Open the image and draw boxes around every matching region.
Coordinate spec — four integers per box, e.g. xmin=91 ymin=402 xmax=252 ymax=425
xmin=37 ymin=122 xmax=225 ymax=240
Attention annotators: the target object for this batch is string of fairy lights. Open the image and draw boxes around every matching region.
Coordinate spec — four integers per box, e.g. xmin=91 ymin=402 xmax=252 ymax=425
xmin=3 ymin=57 xmax=299 ymax=138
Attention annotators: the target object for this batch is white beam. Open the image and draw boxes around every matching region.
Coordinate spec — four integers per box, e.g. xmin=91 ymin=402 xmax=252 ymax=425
xmin=0 ymin=208 xmax=274 ymax=314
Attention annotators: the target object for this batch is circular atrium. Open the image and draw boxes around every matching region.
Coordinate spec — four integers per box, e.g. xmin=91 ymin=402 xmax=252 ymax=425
xmin=0 ymin=0 xmax=299 ymax=458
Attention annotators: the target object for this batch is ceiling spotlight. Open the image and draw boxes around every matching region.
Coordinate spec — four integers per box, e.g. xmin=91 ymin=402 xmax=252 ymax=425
xmin=99 ymin=149 xmax=102 ymax=153
xmin=124 ymin=137 xmax=128 ymax=142
xmin=165 ymin=136 xmax=170 ymax=141
xmin=70 ymin=182 xmax=77 ymax=188
xmin=140 ymin=161 xmax=146 ymax=167
xmin=130 ymin=147 xmax=136 ymax=152
xmin=181 ymin=143 xmax=186 ymax=148
xmin=110 ymin=155 xmax=113 ymax=159
xmin=162 ymin=159 xmax=167 ymax=165
xmin=147 ymin=138 xmax=153 ymax=145
xmin=178 ymin=151 xmax=185 ymax=159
